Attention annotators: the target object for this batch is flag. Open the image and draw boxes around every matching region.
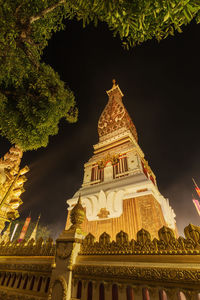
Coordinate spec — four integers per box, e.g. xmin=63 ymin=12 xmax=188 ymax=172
xmin=195 ymin=187 xmax=200 ymax=198
xmin=28 ymin=215 xmax=40 ymax=241
xmin=192 ymin=178 xmax=200 ymax=198
xmin=193 ymin=199 xmax=200 ymax=216
xmin=18 ymin=216 xmax=31 ymax=242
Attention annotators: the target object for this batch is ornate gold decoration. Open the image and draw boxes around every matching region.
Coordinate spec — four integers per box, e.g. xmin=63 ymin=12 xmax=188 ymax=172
xmin=97 ymin=208 xmax=110 ymax=219
xmin=73 ymin=265 xmax=200 ymax=284
xmin=0 ymin=146 xmax=29 ymax=232
xmin=0 ymin=263 xmax=52 ymax=272
xmin=97 ymin=153 xmax=119 ymax=169
xmin=69 ymin=195 xmax=85 ymax=230
xmin=98 ymin=84 xmax=138 ymax=141
xmin=48 ymin=275 xmax=67 ymax=300
xmin=112 ymin=79 xmax=116 ymax=88
xmin=56 ymin=242 xmax=74 ymax=259
xmin=80 ymin=224 xmax=200 ymax=255
xmin=0 ymin=237 xmax=55 ymax=256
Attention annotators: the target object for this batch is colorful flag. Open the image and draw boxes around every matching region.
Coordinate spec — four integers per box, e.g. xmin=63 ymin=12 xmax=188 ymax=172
xmin=28 ymin=215 xmax=40 ymax=241
xmin=193 ymin=199 xmax=200 ymax=216
xmin=192 ymin=178 xmax=200 ymax=198
xmin=195 ymin=187 xmax=200 ymax=198
xmin=18 ymin=217 xmax=31 ymax=242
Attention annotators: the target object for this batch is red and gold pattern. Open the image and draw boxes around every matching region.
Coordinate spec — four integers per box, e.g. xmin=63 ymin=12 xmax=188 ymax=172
xmin=98 ymin=85 xmax=138 ymax=141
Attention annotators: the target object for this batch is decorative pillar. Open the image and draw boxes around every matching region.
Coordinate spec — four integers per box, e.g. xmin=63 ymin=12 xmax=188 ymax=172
xmin=132 ymin=286 xmax=143 ymax=300
xmin=81 ymin=280 xmax=88 ymax=300
xmin=33 ymin=276 xmax=40 ymax=292
xmin=165 ymin=288 xmax=178 ymax=300
xmin=40 ymin=277 xmax=47 ymax=293
xmin=48 ymin=195 xmax=85 ymax=300
xmin=118 ymin=284 xmax=126 ymax=300
xmin=148 ymin=287 xmax=160 ymax=300
xmin=104 ymin=282 xmax=112 ymax=300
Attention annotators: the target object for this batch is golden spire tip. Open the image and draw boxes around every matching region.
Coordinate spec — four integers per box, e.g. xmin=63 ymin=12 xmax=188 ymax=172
xmin=112 ymin=79 xmax=116 ymax=88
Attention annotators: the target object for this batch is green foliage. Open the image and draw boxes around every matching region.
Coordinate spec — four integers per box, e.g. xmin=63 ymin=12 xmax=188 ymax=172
xmin=0 ymin=0 xmax=200 ymax=150
xmin=10 ymin=218 xmax=52 ymax=241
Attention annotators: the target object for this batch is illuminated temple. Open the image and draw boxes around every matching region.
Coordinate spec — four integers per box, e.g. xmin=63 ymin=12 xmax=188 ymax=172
xmin=66 ymin=81 xmax=177 ymax=239
xmin=0 ymin=82 xmax=200 ymax=300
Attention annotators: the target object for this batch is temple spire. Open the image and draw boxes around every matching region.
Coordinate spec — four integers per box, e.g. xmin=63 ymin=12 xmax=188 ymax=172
xmin=98 ymin=80 xmax=138 ymax=142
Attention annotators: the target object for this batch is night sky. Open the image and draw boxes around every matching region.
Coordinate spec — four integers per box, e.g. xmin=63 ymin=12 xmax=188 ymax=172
xmin=1 ymin=20 xmax=200 ymax=239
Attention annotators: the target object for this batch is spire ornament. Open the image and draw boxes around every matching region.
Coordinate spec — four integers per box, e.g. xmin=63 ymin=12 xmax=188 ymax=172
xmin=112 ymin=79 xmax=116 ymax=88
xmin=69 ymin=195 xmax=85 ymax=230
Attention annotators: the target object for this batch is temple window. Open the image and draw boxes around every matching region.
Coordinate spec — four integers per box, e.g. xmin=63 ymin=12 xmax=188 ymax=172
xmin=77 ymin=280 xmax=82 ymax=299
xmin=1 ymin=273 xmax=6 ymax=285
xmin=141 ymin=161 xmax=148 ymax=178
xmin=126 ymin=286 xmax=134 ymax=300
xmin=23 ymin=275 xmax=28 ymax=289
xmin=17 ymin=274 xmax=22 ymax=288
xmin=87 ymin=281 xmax=93 ymax=300
xmin=112 ymin=284 xmax=118 ymax=300
xmin=37 ymin=276 xmax=42 ymax=292
xmin=91 ymin=165 xmax=104 ymax=183
xmin=11 ymin=274 xmax=16 ymax=287
xmin=99 ymin=283 xmax=105 ymax=300
xmin=45 ymin=277 xmax=50 ymax=293
xmin=6 ymin=273 xmax=11 ymax=286
xmin=113 ymin=155 xmax=128 ymax=178
xmin=29 ymin=276 xmax=35 ymax=290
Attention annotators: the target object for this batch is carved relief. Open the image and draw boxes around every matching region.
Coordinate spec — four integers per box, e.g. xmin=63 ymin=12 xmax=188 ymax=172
xmin=80 ymin=224 xmax=200 ymax=255
xmin=98 ymin=85 xmax=138 ymax=141
xmin=48 ymin=275 xmax=67 ymax=300
xmin=56 ymin=242 xmax=73 ymax=259
xmin=0 ymin=237 xmax=55 ymax=256
xmin=73 ymin=265 xmax=200 ymax=284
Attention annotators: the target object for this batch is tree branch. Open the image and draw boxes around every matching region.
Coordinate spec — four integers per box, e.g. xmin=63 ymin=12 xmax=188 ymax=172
xmin=30 ymin=0 xmax=65 ymax=24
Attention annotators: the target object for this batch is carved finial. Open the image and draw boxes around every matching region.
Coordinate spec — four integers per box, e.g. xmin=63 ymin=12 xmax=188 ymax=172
xmin=70 ymin=194 xmax=85 ymax=230
xmin=112 ymin=79 xmax=116 ymax=88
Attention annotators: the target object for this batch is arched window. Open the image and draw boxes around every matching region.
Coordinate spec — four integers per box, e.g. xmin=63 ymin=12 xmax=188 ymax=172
xmin=45 ymin=277 xmax=50 ymax=293
xmin=142 ymin=288 xmax=150 ymax=300
xmin=77 ymin=280 xmax=82 ymax=299
xmin=159 ymin=290 xmax=167 ymax=300
xmin=91 ymin=165 xmax=104 ymax=183
xmin=178 ymin=292 xmax=186 ymax=300
xmin=29 ymin=276 xmax=35 ymax=290
xmin=87 ymin=281 xmax=93 ymax=300
xmin=37 ymin=276 xmax=42 ymax=292
xmin=99 ymin=283 xmax=105 ymax=300
xmin=126 ymin=286 xmax=134 ymax=300
xmin=112 ymin=284 xmax=118 ymax=300
xmin=113 ymin=156 xmax=128 ymax=178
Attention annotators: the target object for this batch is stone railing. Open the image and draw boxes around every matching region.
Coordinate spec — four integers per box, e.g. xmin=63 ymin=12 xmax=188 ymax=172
xmin=80 ymin=223 xmax=200 ymax=255
xmin=0 ymin=237 xmax=56 ymax=256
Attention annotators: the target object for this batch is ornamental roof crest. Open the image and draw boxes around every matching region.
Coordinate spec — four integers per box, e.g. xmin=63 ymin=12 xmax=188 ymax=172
xmin=98 ymin=80 xmax=138 ymax=142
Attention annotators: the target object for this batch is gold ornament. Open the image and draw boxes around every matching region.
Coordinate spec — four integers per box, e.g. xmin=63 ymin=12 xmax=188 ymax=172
xmin=70 ymin=195 xmax=85 ymax=230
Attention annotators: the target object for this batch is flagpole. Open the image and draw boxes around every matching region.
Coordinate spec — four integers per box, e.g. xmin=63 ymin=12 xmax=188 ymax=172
xmin=10 ymin=223 xmax=19 ymax=242
xmin=192 ymin=178 xmax=198 ymax=188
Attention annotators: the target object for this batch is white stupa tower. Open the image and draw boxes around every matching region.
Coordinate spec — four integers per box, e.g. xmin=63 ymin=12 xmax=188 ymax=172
xmin=65 ymin=80 xmax=177 ymax=240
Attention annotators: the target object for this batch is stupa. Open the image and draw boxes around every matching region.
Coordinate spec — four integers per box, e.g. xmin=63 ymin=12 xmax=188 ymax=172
xmin=66 ymin=81 xmax=177 ymax=239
